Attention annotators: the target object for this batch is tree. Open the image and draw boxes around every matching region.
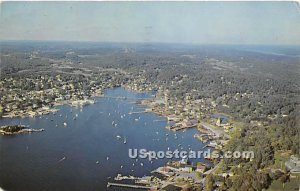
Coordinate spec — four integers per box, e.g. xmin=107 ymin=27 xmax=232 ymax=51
xmin=205 ymin=174 xmax=214 ymax=191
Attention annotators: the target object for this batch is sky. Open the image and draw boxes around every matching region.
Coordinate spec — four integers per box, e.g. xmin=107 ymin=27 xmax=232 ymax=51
xmin=0 ymin=1 xmax=300 ymax=45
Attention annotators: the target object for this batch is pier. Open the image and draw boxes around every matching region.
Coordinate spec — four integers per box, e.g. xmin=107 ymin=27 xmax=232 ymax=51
xmin=102 ymin=96 xmax=151 ymax=101
xmin=107 ymin=182 xmax=152 ymax=189
xmin=129 ymin=111 xmax=148 ymax=114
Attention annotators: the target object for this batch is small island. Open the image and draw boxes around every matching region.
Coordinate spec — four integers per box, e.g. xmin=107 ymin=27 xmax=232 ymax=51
xmin=0 ymin=125 xmax=44 ymax=135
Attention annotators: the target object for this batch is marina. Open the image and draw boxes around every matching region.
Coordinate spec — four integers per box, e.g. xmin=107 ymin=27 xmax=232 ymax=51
xmin=0 ymin=87 xmax=209 ymax=191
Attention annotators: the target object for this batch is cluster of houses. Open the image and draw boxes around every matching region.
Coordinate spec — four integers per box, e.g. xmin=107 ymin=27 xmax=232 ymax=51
xmin=110 ymin=157 xmax=210 ymax=191
xmin=0 ymin=73 xmax=123 ymax=118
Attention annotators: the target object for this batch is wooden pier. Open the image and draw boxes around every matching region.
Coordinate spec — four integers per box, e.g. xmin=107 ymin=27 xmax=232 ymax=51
xmin=107 ymin=182 xmax=152 ymax=189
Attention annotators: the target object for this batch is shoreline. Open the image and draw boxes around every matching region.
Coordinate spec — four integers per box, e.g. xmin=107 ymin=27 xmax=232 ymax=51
xmin=0 ymin=86 xmax=225 ymax=189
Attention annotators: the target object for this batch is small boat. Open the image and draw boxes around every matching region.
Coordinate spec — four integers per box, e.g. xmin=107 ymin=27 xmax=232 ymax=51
xmin=124 ymin=137 xmax=127 ymax=144
xmin=106 ymin=157 xmax=109 ymax=160
xmin=134 ymin=118 xmax=139 ymax=121
xmin=63 ymin=122 xmax=67 ymax=126
xmin=96 ymin=161 xmax=99 ymax=164
xmin=140 ymin=163 xmax=143 ymax=166
xmin=58 ymin=156 xmax=66 ymax=163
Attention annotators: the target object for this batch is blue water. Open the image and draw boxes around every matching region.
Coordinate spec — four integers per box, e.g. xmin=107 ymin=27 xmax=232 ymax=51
xmin=0 ymin=88 xmax=207 ymax=191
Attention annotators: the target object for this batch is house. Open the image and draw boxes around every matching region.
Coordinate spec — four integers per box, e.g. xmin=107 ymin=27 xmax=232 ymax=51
xmin=182 ymin=119 xmax=198 ymax=128
xmin=285 ymin=155 xmax=300 ymax=174
xmin=216 ymin=117 xmax=229 ymax=127
xmin=179 ymin=166 xmax=193 ymax=173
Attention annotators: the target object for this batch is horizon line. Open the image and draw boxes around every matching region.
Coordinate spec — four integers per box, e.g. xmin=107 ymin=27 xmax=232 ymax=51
xmin=1 ymin=39 xmax=300 ymax=47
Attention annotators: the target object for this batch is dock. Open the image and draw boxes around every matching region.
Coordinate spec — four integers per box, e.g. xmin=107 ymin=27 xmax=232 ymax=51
xmin=102 ymin=96 xmax=151 ymax=101
xmin=129 ymin=111 xmax=148 ymax=114
xmin=107 ymin=182 xmax=152 ymax=189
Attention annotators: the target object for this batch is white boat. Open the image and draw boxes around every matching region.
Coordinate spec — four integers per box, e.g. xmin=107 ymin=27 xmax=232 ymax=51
xmin=116 ymin=135 xmax=121 ymax=139
xmin=58 ymin=156 xmax=66 ymax=162
xmin=124 ymin=137 xmax=127 ymax=144
xmin=63 ymin=122 xmax=67 ymax=126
